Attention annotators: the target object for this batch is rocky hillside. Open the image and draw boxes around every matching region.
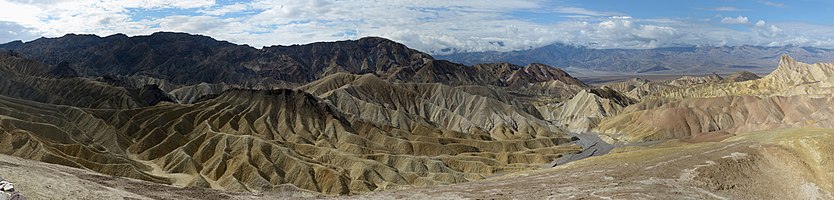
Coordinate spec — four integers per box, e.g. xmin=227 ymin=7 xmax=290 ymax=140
xmin=345 ymin=128 xmax=834 ymax=199
xmin=651 ymin=55 xmax=834 ymax=99
xmin=0 ymin=32 xmax=589 ymax=103
xmin=0 ymin=52 xmax=172 ymax=108
xmin=594 ymin=55 xmax=834 ymax=143
xmin=0 ymin=87 xmax=576 ymax=195
xmin=0 ymin=33 xmax=431 ymax=85
xmin=336 ymin=55 xmax=834 ymax=199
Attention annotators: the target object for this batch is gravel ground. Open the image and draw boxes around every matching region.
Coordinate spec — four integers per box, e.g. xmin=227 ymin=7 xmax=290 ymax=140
xmin=0 ymin=154 xmax=304 ymax=200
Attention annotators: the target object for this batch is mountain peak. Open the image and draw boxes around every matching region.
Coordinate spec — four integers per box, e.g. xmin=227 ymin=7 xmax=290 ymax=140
xmin=779 ymin=54 xmax=798 ymax=66
xmin=766 ymin=54 xmax=834 ymax=85
xmin=356 ymin=36 xmax=397 ymax=43
xmin=0 ymin=32 xmax=437 ymax=84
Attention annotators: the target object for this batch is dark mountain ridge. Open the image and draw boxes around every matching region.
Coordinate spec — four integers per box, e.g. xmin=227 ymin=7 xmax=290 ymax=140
xmin=0 ymin=32 xmax=432 ymax=85
xmin=0 ymin=32 xmax=590 ymax=107
xmin=0 ymin=32 xmax=587 ymax=89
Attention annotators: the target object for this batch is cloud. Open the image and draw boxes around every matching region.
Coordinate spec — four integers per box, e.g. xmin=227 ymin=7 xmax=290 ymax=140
xmin=552 ymin=6 xmax=623 ymax=17
xmin=199 ymin=3 xmax=253 ymax=16
xmin=721 ymin=16 xmax=749 ymax=24
xmin=758 ymin=0 xmax=785 ymax=7
xmin=568 ymin=18 xmax=679 ymax=49
xmin=158 ymin=15 xmax=232 ymax=33
xmin=0 ymin=0 xmax=219 ymax=38
xmin=611 ymin=16 xmax=632 ymax=19
xmin=0 ymin=21 xmax=41 ymax=42
xmin=0 ymin=1 xmax=43 ymax=26
xmin=2 ymin=0 xmax=834 ymax=55
xmin=99 ymin=0 xmax=216 ymax=9
xmin=756 ymin=20 xmax=766 ymax=27
xmin=708 ymin=6 xmax=746 ymax=12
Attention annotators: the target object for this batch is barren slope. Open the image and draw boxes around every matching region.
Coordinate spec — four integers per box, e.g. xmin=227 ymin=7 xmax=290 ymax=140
xmin=341 ymin=128 xmax=834 ymax=199
xmin=655 ymin=55 xmax=834 ymax=99
xmin=0 ymin=53 xmax=170 ymax=109
xmin=594 ymin=56 xmax=834 ymax=142
xmin=596 ymin=95 xmax=834 ymax=142
xmin=0 ymin=154 xmax=289 ymax=200
xmin=0 ymin=87 xmax=577 ymax=195
xmin=300 ymin=73 xmax=566 ymax=140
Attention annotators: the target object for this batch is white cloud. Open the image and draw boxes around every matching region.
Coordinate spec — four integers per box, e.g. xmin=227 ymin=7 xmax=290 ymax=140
xmin=0 ymin=1 xmax=43 ymax=26
xmin=709 ymin=6 xmax=745 ymax=12
xmin=0 ymin=0 xmax=218 ymax=38
xmin=560 ymin=18 xmax=680 ymax=49
xmin=199 ymin=3 xmax=252 ymax=16
xmin=98 ymin=0 xmax=216 ymax=9
xmin=158 ymin=15 xmax=231 ymax=33
xmin=552 ymin=6 xmax=623 ymax=17
xmin=758 ymin=0 xmax=785 ymax=7
xmin=0 ymin=21 xmax=41 ymax=42
xmin=756 ymin=20 xmax=766 ymax=27
xmin=2 ymin=0 xmax=834 ymax=55
xmin=721 ymin=16 xmax=749 ymax=24
xmin=752 ymin=22 xmax=782 ymax=38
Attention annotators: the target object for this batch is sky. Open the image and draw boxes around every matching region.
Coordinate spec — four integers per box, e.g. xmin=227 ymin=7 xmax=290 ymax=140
xmin=1 ymin=0 xmax=834 ymax=55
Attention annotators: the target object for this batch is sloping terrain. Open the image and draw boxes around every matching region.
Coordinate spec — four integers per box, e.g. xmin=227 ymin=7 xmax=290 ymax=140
xmin=0 ymin=34 xmax=596 ymax=196
xmin=596 ymin=95 xmax=834 ymax=142
xmin=0 ymin=33 xmax=584 ymax=90
xmin=343 ymin=128 xmax=834 ymax=199
xmin=604 ymin=70 xmax=759 ymax=101
xmin=653 ymin=55 xmax=834 ymax=99
xmin=1 ymin=32 xmax=593 ymax=106
xmin=0 ymin=153 xmax=288 ymax=200
xmin=299 ymin=73 xmax=564 ymax=140
xmin=535 ymin=88 xmax=637 ymax=132
xmin=0 ymin=87 xmax=577 ymax=195
xmin=0 ymin=33 xmax=431 ymax=85
xmin=593 ymin=56 xmax=834 ymax=143
xmin=0 ymin=52 xmax=171 ymax=109
xmin=334 ymin=55 xmax=834 ymax=199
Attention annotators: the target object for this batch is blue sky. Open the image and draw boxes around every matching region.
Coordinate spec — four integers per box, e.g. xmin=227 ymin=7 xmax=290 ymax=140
xmin=1 ymin=0 xmax=833 ymax=54
xmin=577 ymin=0 xmax=833 ymax=25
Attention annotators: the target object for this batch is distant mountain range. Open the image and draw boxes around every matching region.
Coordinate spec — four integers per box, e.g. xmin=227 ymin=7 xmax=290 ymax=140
xmin=11 ymin=33 xmax=834 ymax=77
xmin=0 ymin=33 xmax=435 ymax=85
xmin=0 ymin=33 xmax=586 ymax=89
xmin=437 ymin=43 xmax=834 ymax=74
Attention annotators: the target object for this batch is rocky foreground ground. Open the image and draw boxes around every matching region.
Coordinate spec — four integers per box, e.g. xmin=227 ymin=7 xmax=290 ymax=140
xmin=331 ymin=128 xmax=834 ymax=200
xmin=0 ymin=175 xmax=25 ymax=200
xmin=0 ymin=154 xmax=311 ymax=200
